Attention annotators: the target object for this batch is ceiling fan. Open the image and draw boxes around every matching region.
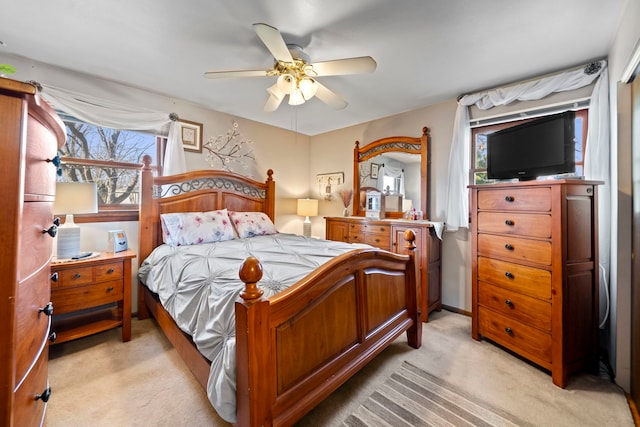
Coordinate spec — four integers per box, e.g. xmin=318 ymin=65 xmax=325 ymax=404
xmin=204 ymin=23 xmax=377 ymax=112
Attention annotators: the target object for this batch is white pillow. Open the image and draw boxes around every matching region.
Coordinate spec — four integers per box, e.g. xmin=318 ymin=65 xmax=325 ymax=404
xmin=160 ymin=209 xmax=237 ymax=246
xmin=229 ymin=211 xmax=278 ymax=238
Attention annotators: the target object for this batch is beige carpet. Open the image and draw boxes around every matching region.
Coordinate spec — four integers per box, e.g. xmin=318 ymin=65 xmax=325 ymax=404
xmin=45 ymin=310 xmax=634 ymax=426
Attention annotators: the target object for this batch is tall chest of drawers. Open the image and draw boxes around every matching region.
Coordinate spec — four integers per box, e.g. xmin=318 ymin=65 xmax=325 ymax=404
xmin=325 ymin=217 xmax=442 ymax=322
xmin=470 ymin=180 xmax=601 ymax=387
xmin=0 ymin=78 xmax=66 ymax=426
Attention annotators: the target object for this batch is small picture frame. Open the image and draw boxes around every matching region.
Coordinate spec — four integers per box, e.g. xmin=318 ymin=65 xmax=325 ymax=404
xmin=370 ymin=163 xmax=380 ymax=179
xmin=179 ymin=120 xmax=203 ymax=153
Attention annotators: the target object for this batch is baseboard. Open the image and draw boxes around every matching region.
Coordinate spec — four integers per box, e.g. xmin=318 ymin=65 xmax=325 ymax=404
xmin=441 ymin=305 xmax=472 ymax=317
xmin=626 ymin=393 xmax=640 ymax=426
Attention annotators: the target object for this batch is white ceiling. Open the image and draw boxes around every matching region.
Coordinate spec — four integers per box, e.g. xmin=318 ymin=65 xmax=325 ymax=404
xmin=0 ymin=0 xmax=625 ymax=135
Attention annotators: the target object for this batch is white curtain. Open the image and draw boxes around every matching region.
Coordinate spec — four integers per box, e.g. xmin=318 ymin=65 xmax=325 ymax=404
xmin=444 ymin=60 xmax=607 ymax=231
xmin=39 ymin=84 xmax=186 ymax=174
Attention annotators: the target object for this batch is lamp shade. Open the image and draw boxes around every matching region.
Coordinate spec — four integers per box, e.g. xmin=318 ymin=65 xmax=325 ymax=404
xmin=54 ymin=182 xmax=98 ymax=215
xmin=297 ymin=198 xmax=318 ymax=217
xmin=54 ymin=182 xmax=98 ymax=259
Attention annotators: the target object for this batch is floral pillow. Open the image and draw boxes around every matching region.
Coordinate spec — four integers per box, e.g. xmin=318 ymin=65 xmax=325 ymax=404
xmin=229 ymin=211 xmax=278 ymax=238
xmin=160 ymin=209 xmax=237 ymax=246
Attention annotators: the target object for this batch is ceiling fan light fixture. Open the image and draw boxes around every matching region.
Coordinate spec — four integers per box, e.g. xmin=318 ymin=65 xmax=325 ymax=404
xmin=288 ymin=88 xmax=305 ymax=106
xmin=276 ymin=73 xmax=296 ymax=95
xmin=299 ymin=77 xmax=318 ymax=100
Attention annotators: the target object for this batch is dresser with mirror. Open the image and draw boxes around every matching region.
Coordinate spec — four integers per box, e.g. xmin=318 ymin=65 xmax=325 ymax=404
xmin=325 ymin=127 xmax=442 ymax=321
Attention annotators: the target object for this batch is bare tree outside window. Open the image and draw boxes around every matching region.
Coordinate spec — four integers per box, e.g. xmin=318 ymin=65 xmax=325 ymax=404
xmin=59 ymin=121 xmax=157 ymax=207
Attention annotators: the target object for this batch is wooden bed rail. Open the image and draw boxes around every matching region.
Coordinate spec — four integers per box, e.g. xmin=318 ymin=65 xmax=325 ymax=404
xmin=235 ymin=230 xmax=420 ymax=427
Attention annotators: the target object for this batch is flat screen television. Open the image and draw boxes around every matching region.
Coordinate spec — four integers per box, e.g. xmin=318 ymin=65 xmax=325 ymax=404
xmin=486 ymin=111 xmax=576 ymax=181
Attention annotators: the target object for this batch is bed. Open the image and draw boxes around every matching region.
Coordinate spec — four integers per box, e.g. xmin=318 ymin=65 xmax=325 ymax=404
xmin=136 ymin=156 xmax=422 ymax=426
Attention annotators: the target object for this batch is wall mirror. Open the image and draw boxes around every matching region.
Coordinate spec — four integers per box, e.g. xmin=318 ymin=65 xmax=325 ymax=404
xmin=352 ymin=127 xmax=430 ymax=219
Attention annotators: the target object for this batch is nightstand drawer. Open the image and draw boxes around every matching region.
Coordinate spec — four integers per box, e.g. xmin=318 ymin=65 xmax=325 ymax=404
xmin=51 ymin=280 xmax=123 ymax=314
xmin=57 ymin=266 xmax=94 ymax=287
xmin=95 ymin=262 xmax=123 ymax=282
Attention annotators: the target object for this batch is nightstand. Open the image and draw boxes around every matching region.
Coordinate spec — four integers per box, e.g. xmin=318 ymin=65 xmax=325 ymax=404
xmin=50 ymin=250 xmax=136 ymax=344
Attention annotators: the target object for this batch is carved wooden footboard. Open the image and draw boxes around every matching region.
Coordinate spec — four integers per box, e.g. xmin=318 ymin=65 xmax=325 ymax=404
xmin=137 ymin=157 xmax=421 ymax=426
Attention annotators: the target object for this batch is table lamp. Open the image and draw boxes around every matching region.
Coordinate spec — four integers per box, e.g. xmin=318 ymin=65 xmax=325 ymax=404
xmin=54 ymin=182 xmax=98 ymax=259
xmin=297 ymin=198 xmax=318 ymax=238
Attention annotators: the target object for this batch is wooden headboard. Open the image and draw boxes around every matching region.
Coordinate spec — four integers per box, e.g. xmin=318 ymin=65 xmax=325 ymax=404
xmin=138 ymin=155 xmax=275 ymax=264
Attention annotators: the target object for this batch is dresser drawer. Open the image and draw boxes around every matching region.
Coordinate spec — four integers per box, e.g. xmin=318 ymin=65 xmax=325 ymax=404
xmin=478 ymin=233 xmax=552 ymax=265
xmin=477 ymin=257 xmax=551 ymax=299
xmin=24 ymin=113 xmax=59 ymax=198
xmin=478 ymin=281 xmax=551 ymax=331
xmin=52 ymin=280 xmax=124 ymax=314
xmin=14 ymin=346 xmax=49 ymax=427
xmin=19 ymin=202 xmax=55 ymax=281
xmin=477 ymin=212 xmax=552 ymax=238
xmin=364 ymin=223 xmax=391 ymax=235
xmin=16 ymin=267 xmax=51 ymax=383
xmin=363 ymin=233 xmax=391 ymax=250
xmin=477 ymin=188 xmax=551 ymax=212
xmin=478 ymin=307 xmax=552 ymax=365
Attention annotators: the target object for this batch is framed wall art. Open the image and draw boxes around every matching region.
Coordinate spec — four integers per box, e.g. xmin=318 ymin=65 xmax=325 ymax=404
xmin=370 ymin=163 xmax=380 ymax=179
xmin=179 ymin=119 xmax=203 ymax=153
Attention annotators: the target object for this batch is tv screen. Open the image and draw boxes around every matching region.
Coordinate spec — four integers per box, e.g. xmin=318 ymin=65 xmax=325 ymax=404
xmin=487 ymin=111 xmax=576 ymax=181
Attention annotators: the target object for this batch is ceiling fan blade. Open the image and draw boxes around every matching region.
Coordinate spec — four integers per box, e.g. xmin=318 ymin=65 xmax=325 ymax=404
xmin=314 ymin=81 xmax=348 ymax=110
xmin=253 ymin=23 xmax=294 ymax=63
xmin=204 ymin=69 xmax=270 ymax=79
xmin=310 ymin=56 xmax=377 ymax=76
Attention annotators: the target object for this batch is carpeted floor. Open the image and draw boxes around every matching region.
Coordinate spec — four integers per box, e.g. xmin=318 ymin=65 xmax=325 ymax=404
xmin=45 ymin=310 xmax=634 ymax=426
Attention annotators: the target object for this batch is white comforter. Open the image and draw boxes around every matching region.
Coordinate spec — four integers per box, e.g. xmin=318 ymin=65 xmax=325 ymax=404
xmin=137 ymin=233 xmax=369 ymax=422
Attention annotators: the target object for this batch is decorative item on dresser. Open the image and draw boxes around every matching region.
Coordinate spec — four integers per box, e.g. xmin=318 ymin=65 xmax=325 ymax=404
xmin=0 ymin=77 xmax=66 ymax=427
xmin=50 ymin=250 xmax=136 ymax=344
xmin=325 ymin=216 xmax=442 ymax=322
xmin=469 ymin=179 xmax=603 ymax=387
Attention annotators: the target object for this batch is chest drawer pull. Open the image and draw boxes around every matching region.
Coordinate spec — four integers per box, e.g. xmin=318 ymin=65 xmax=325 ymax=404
xmin=505 ymin=195 xmax=515 ymax=202
xmin=107 ymin=286 xmax=114 ymax=292
xmin=107 ymin=268 xmax=115 ymax=274
xmin=505 ymin=219 xmax=514 ymax=226
xmin=49 ymin=332 xmax=57 ymax=343
xmin=51 ymin=272 xmax=59 ymax=282
xmin=39 ymin=302 xmax=54 ymax=316
xmin=505 ymin=243 xmax=514 ymax=251
xmin=505 ymin=271 xmax=514 ymax=280
xmin=505 ymin=299 xmax=513 ymax=307
xmin=42 ymin=224 xmax=58 ymax=237
xmin=36 ymin=387 xmax=52 ymax=403
xmin=505 ymin=327 xmax=513 ymax=335
xmin=46 ymin=154 xmax=62 ymax=176
xmin=73 ymin=273 xmax=82 ymax=279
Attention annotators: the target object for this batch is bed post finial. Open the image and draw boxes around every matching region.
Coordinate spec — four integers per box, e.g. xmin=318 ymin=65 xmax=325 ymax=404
xmin=239 ymin=256 xmax=264 ymax=301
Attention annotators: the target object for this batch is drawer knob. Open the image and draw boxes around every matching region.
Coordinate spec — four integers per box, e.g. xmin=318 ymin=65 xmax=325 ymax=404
xmin=505 ymin=327 xmax=513 ymax=335
xmin=42 ymin=225 xmax=58 ymax=238
xmin=505 ymin=219 xmax=514 ymax=226
xmin=39 ymin=302 xmax=54 ymax=316
xmin=73 ymin=273 xmax=81 ymax=279
xmin=107 ymin=268 xmax=115 ymax=274
xmin=505 ymin=196 xmax=515 ymax=202
xmin=46 ymin=154 xmax=62 ymax=176
xmin=505 ymin=243 xmax=514 ymax=251
xmin=505 ymin=271 xmax=514 ymax=280
xmin=505 ymin=299 xmax=514 ymax=307
xmin=49 ymin=332 xmax=57 ymax=343
xmin=107 ymin=287 xmax=114 ymax=292
xmin=36 ymin=387 xmax=52 ymax=403
xmin=50 ymin=272 xmax=59 ymax=282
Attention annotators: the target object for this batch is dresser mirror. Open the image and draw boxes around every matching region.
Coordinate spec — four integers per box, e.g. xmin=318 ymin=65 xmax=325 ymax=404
xmin=352 ymin=127 xmax=430 ymax=219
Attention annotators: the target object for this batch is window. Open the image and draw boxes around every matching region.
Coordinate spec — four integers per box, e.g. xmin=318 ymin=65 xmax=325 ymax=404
xmin=57 ymin=119 xmax=163 ymax=221
xmin=471 ymin=109 xmax=588 ymax=184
